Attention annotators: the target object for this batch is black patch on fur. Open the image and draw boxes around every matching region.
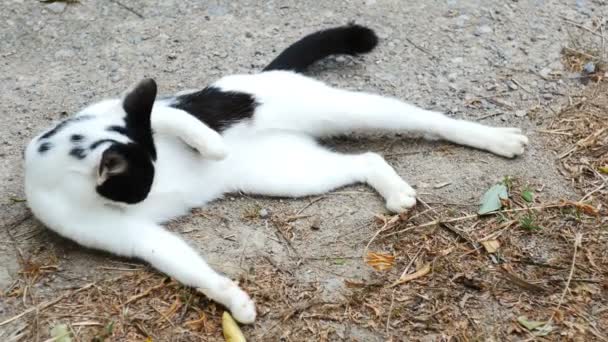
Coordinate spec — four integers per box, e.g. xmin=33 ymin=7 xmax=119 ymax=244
xmin=122 ymin=79 xmax=157 ymax=160
xmin=38 ymin=142 xmax=52 ymax=153
xmin=69 ymin=147 xmax=87 ymax=160
xmin=107 ymin=125 xmax=128 ymax=135
xmin=39 ymin=115 xmax=93 ymax=140
xmin=264 ymin=24 xmax=378 ymax=73
xmin=70 ymin=134 xmax=84 ymax=142
xmin=90 ymin=139 xmax=120 ymax=150
xmin=96 ymin=143 xmax=155 ymax=204
xmin=170 ymin=87 xmax=257 ymax=132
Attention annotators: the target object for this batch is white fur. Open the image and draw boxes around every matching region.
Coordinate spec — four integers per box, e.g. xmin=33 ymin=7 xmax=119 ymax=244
xmin=24 ymin=70 xmax=528 ymax=323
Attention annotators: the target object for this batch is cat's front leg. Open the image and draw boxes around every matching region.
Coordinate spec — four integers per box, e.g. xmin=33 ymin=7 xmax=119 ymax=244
xmin=43 ymin=213 xmax=255 ymax=322
xmin=151 ymin=106 xmax=228 ymax=160
xmin=129 ymin=222 xmax=256 ymax=323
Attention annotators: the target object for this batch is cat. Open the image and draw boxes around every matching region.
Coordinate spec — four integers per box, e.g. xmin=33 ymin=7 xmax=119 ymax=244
xmin=24 ymin=25 xmax=528 ymax=323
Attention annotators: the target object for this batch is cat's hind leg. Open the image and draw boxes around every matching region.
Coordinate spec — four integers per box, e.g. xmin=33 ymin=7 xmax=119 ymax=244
xmin=221 ymin=133 xmax=416 ymax=212
xmin=216 ymin=72 xmax=528 ymax=158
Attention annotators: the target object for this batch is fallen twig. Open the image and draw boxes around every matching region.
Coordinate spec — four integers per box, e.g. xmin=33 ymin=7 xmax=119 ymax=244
xmin=549 ymin=233 xmax=583 ymax=322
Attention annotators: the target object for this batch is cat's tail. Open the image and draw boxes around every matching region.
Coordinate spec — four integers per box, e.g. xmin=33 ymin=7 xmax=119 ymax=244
xmin=263 ymin=24 xmax=378 ymax=73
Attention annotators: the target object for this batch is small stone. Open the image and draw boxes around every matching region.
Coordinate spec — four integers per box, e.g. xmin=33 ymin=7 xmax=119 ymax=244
xmin=447 ymin=72 xmax=458 ymax=82
xmin=539 ymin=67 xmax=552 ymax=78
xmin=583 ymin=61 xmax=595 ymax=74
xmin=507 ymin=81 xmax=519 ymax=90
xmin=46 ymin=2 xmax=67 ymax=13
xmin=335 ymin=56 xmax=347 ymax=63
xmin=245 ymin=32 xmax=253 ymax=38
xmin=54 ymin=49 xmax=75 ymax=59
xmin=451 ymin=57 xmax=464 ymax=64
xmin=258 ymin=208 xmax=269 ymax=218
xmin=485 ymin=83 xmax=497 ymax=91
xmin=310 ymin=217 xmax=321 ymax=230
xmin=542 ymin=93 xmax=553 ymax=100
xmin=515 ymin=110 xmax=527 ymax=117
xmin=474 ymin=25 xmax=493 ymax=36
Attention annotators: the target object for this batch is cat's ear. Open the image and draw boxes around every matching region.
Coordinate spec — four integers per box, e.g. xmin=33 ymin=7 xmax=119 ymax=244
xmin=97 ymin=149 xmax=128 ymax=185
xmin=122 ymin=78 xmax=158 ymax=160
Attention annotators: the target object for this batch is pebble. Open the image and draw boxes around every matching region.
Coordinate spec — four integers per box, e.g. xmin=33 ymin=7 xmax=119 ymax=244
xmin=539 ymin=67 xmax=552 ymax=78
xmin=258 ymin=208 xmax=269 ymax=219
xmin=54 ymin=49 xmax=75 ymax=59
xmin=450 ymin=57 xmax=464 ymax=64
xmin=474 ymin=25 xmax=493 ymax=36
xmin=507 ymin=81 xmax=518 ymax=90
xmin=447 ymin=72 xmax=458 ymax=82
xmin=46 ymin=2 xmax=66 ymax=13
xmin=542 ymin=93 xmax=553 ymax=100
xmin=583 ymin=61 xmax=595 ymax=74
xmin=515 ymin=110 xmax=527 ymax=117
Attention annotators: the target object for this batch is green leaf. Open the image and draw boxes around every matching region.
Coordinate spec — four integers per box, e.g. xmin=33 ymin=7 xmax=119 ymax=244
xmin=517 ymin=316 xmax=553 ymax=336
xmin=599 ymin=166 xmax=608 ymax=174
xmin=50 ymin=324 xmax=72 ymax=342
xmin=478 ymin=184 xmax=508 ymax=215
xmin=517 ymin=316 xmax=545 ymax=330
xmin=521 ymin=189 xmax=533 ymax=203
xmin=333 ymin=258 xmax=346 ymax=265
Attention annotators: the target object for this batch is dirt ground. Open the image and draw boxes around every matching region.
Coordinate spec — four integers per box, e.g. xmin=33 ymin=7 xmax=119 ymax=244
xmin=1 ymin=1 xmax=606 ymax=341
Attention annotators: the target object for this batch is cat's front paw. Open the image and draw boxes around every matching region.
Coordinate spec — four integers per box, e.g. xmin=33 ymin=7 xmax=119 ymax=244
xmin=484 ymin=127 xmax=528 ymax=158
xmin=228 ymin=285 xmax=256 ymax=324
xmin=385 ymin=183 xmax=417 ymax=213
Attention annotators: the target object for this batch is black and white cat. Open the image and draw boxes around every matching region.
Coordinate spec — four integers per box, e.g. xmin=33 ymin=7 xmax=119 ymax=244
xmin=24 ymin=25 xmax=528 ymax=323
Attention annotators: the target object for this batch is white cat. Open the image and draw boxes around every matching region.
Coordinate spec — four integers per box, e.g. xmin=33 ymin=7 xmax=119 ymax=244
xmin=24 ymin=25 xmax=527 ymax=323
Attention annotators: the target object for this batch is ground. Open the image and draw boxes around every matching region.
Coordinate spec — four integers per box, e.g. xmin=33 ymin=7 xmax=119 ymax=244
xmin=0 ymin=0 xmax=606 ymax=341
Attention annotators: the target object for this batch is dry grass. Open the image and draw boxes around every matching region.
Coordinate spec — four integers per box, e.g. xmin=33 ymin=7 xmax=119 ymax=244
xmin=2 ymin=176 xmax=605 ymax=341
xmin=2 ymin=21 xmax=608 ymax=340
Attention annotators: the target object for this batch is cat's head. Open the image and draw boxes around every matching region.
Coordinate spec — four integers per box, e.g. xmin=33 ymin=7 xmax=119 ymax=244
xmin=95 ymin=79 xmax=157 ymax=204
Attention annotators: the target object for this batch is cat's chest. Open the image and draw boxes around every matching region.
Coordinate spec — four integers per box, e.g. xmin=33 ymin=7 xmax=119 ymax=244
xmin=128 ymin=135 xmax=225 ymax=221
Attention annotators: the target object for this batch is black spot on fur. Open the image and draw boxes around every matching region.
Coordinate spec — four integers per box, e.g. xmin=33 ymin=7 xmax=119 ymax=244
xmin=70 ymin=134 xmax=84 ymax=142
xmin=96 ymin=143 xmax=154 ymax=204
xmin=122 ymin=79 xmax=157 ymax=160
xmin=90 ymin=139 xmax=120 ymax=150
xmin=38 ymin=142 xmax=52 ymax=153
xmin=107 ymin=125 xmax=128 ymax=135
xmin=39 ymin=115 xmax=93 ymax=140
xmin=170 ymin=87 xmax=257 ymax=132
xmin=69 ymin=147 xmax=87 ymax=160
xmin=264 ymin=24 xmax=378 ymax=73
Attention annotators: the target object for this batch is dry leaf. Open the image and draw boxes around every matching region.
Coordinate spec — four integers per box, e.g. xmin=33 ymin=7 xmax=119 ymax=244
xmin=562 ymin=200 xmax=599 ymax=216
xmin=390 ymin=263 xmax=431 ymax=287
xmin=480 ymin=240 xmax=500 ymax=253
xmin=365 ymin=252 xmax=395 ymax=271
xmin=439 ymin=246 xmax=455 ymax=256
xmin=222 ymin=312 xmax=246 ymax=342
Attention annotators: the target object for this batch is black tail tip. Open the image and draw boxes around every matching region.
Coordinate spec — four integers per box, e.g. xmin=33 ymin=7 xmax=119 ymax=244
xmin=345 ymin=24 xmax=378 ymax=54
